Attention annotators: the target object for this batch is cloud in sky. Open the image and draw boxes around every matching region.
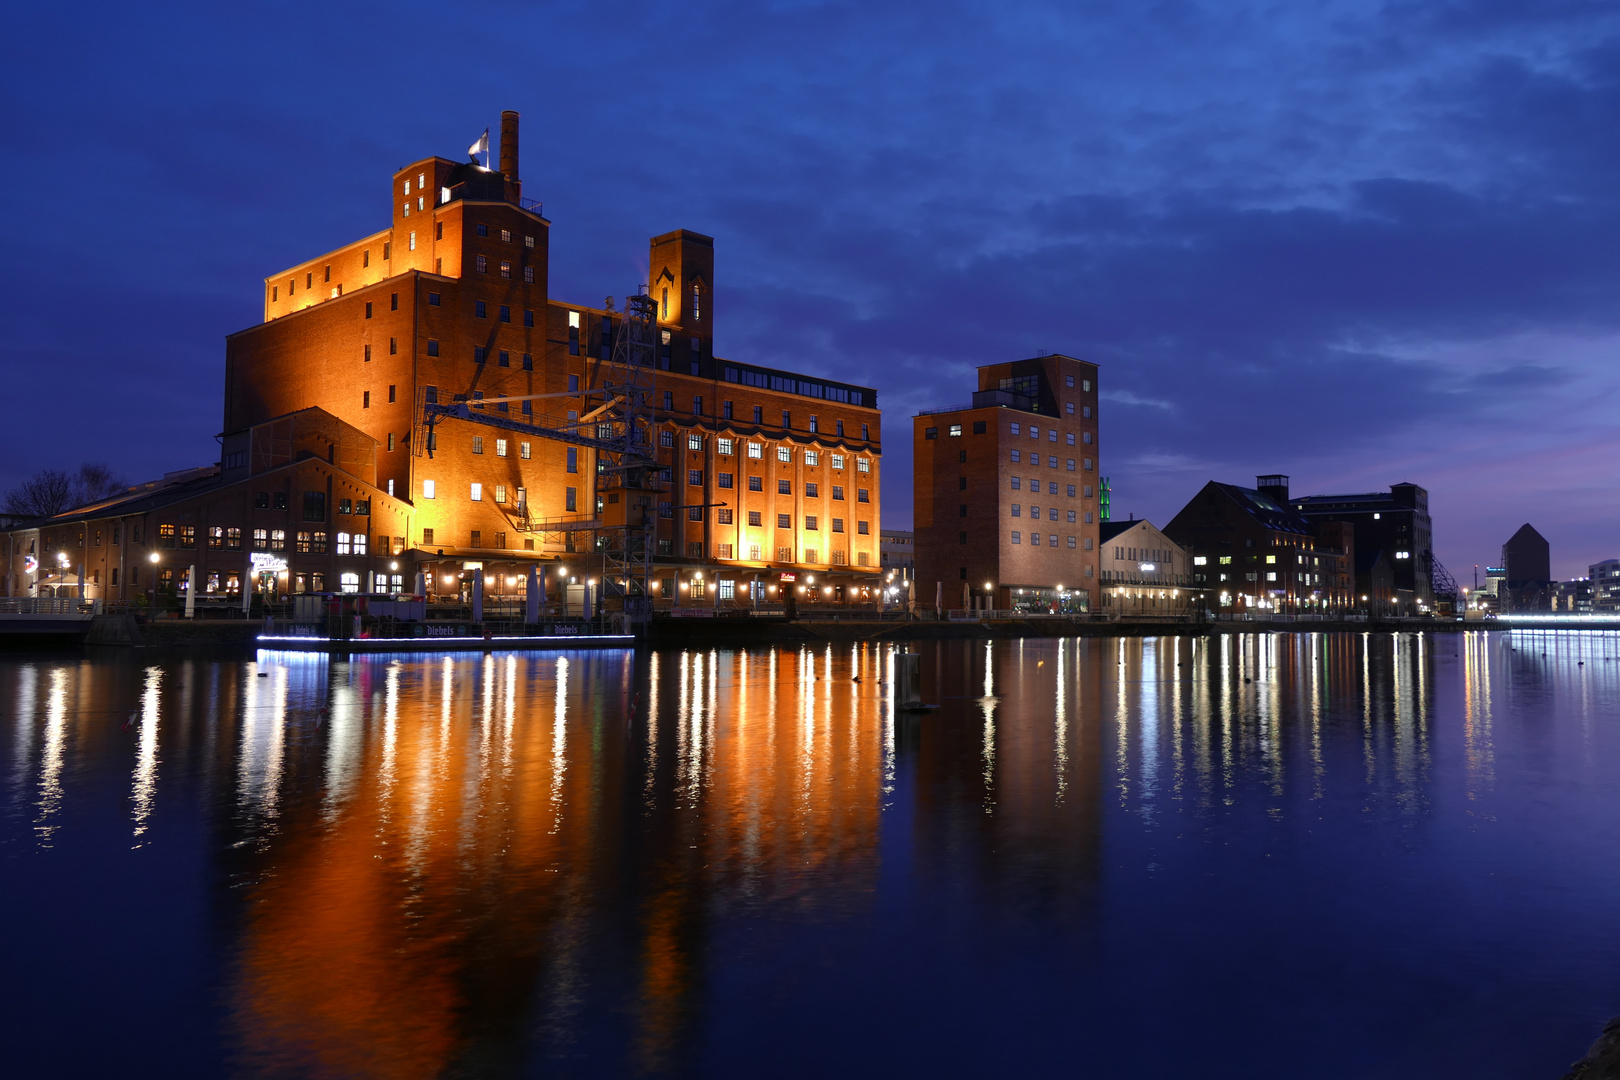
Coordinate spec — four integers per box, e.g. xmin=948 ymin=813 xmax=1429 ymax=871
xmin=2 ymin=0 xmax=1618 ymax=576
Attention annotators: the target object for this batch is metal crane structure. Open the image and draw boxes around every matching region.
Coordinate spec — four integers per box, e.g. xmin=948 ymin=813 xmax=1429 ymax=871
xmin=413 ymin=289 xmax=663 ymax=628
xmin=1425 ymin=549 xmax=1460 ymax=612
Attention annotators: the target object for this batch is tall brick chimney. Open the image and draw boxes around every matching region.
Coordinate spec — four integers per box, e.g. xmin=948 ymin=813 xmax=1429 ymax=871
xmin=500 ymin=110 xmax=520 ymax=200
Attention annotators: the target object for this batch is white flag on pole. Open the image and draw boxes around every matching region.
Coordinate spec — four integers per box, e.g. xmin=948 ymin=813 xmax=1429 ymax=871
xmin=468 ymin=128 xmax=489 ymax=166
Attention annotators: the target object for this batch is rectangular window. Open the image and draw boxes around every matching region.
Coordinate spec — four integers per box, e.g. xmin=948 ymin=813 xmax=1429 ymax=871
xmin=566 ymin=487 xmax=577 ymax=512
xmin=748 ymin=475 xmax=763 ymax=492
xmin=832 ymin=518 xmax=844 ymax=533
xmin=499 ymin=304 xmax=510 ymax=322
xmin=857 ymin=521 xmax=869 ymax=535
xmin=718 ymin=437 xmax=733 ymax=455
xmin=805 ymin=450 xmax=819 ymax=466
xmin=303 ymin=491 xmax=326 ymax=521
xmin=778 ymin=479 xmax=791 ymax=495
xmin=857 ymin=488 xmax=869 ymax=503
xmin=470 ymin=483 xmax=482 ymax=501
xmin=495 ymin=485 xmax=507 ymax=504
xmin=495 ymin=438 xmax=507 ymax=457
xmin=428 ymin=292 xmax=440 ymax=306
xmin=777 ymin=446 xmax=791 ymax=463
xmin=753 ymin=406 xmax=764 ymax=424
xmin=1011 ymin=531 xmax=1021 ymax=544
xmin=566 ymin=447 xmax=577 ymax=472
xmin=336 ymin=532 xmax=352 ymax=556
xmin=748 ymin=511 xmax=762 ymax=527
xmin=475 ymin=300 xmax=487 ymax=318
xmin=427 ymin=340 xmax=439 ymax=356
xmin=748 ymin=442 xmax=763 ymax=459
xmin=389 ymin=337 xmax=397 ymax=355
xmin=475 ymin=254 xmax=487 ymax=273
xmin=520 ymin=442 xmax=531 ymax=460
xmin=857 ymin=458 xmax=870 ymax=473
xmin=473 ymin=436 xmax=484 ymax=454
xmin=363 ymin=390 xmax=370 ymax=408
xmin=423 ymin=480 xmax=435 ymax=499
xmin=687 ymin=507 xmax=703 ymax=522
xmin=252 ymin=528 xmax=268 ymax=551
xmin=689 ymin=470 xmax=704 ymax=486
xmin=718 ymin=509 xmax=733 ymax=525
xmin=422 ymin=528 xmax=434 ymax=545
xmin=718 ymin=473 xmax=734 ymax=488
xmin=777 ymin=514 xmax=791 ymax=529
xmin=688 ymin=432 xmax=703 ymax=452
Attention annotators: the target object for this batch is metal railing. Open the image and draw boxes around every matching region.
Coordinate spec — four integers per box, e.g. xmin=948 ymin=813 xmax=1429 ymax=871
xmin=0 ymin=598 xmax=102 ymax=616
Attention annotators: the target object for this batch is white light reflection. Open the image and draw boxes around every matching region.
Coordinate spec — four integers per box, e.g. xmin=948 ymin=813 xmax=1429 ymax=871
xmin=35 ymin=668 xmax=69 ymax=846
xmin=551 ymin=656 xmax=570 ymax=831
xmin=12 ymin=666 xmax=38 ymax=795
xmin=131 ymin=666 xmax=162 ymax=843
xmin=1054 ymin=640 xmax=1068 ymax=804
xmin=644 ymin=651 xmax=660 ymax=809
xmin=238 ymin=661 xmax=287 ymax=828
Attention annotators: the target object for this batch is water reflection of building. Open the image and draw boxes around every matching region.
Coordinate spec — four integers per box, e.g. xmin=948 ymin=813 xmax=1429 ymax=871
xmin=906 ymin=639 xmax=1106 ymax=916
xmin=212 ymin=646 xmax=895 ymax=1076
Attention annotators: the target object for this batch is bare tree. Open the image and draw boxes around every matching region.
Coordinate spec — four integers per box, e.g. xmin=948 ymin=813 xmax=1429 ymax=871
xmin=3 ymin=470 xmax=77 ymax=518
xmin=75 ymin=463 xmax=126 ymax=503
xmin=3 ymin=463 xmax=128 ymax=519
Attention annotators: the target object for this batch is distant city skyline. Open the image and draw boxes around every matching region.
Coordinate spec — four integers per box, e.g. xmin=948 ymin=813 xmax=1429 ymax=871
xmin=4 ymin=2 xmax=1618 ymax=579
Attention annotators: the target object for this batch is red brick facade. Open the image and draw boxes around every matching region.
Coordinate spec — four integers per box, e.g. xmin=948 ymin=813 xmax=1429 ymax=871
xmin=913 ymin=354 xmax=1100 ymax=612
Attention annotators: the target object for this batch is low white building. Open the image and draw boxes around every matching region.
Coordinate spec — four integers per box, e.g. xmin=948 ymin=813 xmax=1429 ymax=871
xmin=1099 ymin=518 xmax=1196 ymax=616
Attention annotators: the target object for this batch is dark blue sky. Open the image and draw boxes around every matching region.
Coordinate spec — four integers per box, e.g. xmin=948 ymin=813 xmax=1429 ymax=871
xmin=4 ymin=1 xmax=1618 ymax=579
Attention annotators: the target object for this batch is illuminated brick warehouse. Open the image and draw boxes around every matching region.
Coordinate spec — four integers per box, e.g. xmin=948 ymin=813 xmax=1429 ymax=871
xmin=912 ymin=354 xmax=1101 ymax=614
xmin=3 ymin=112 xmax=884 ymax=612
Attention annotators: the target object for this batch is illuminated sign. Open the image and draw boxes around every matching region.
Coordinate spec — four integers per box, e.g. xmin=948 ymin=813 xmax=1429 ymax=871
xmin=779 ymin=572 xmax=797 ymax=582
xmin=249 ymin=553 xmax=288 ymax=573
xmin=24 ymin=555 xmax=38 ymax=573
xmin=1139 ymin=562 xmax=1155 ymax=572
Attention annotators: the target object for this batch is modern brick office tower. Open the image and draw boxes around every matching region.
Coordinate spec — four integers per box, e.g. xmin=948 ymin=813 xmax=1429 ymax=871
xmin=224 ymin=112 xmax=882 ymax=606
xmin=912 ymin=354 xmax=1100 ymax=613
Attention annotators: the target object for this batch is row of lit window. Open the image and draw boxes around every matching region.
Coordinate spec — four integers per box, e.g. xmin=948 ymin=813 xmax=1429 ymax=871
xmin=1011 ymin=506 xmax=1089 ymax=524
xmin=1008 ymin=533 xmax=1090 ymax=549
xmin=660 ymin=430 xmax=873 ymax=471
xmin=469 ymin=436 xmax=533 ymax=459
xmin=1008 ymin=480 xmax=1085 ymax=497
xmin=658 ymin=504 xmax=871 ymax=533
xmin=419 ymin=481 xmax=529 ymax=506
xmin=661 ymin=542 xmax=869 ymax=567
xmin=687 ymin=472 xmax=870 ymax=501
xmin=1009 ymin=463 xmax=1091 ymax=485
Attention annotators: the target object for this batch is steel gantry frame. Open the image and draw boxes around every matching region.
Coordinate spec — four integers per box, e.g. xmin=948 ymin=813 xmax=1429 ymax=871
xmin=414 ymin=289 xmax=662 ymax=627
